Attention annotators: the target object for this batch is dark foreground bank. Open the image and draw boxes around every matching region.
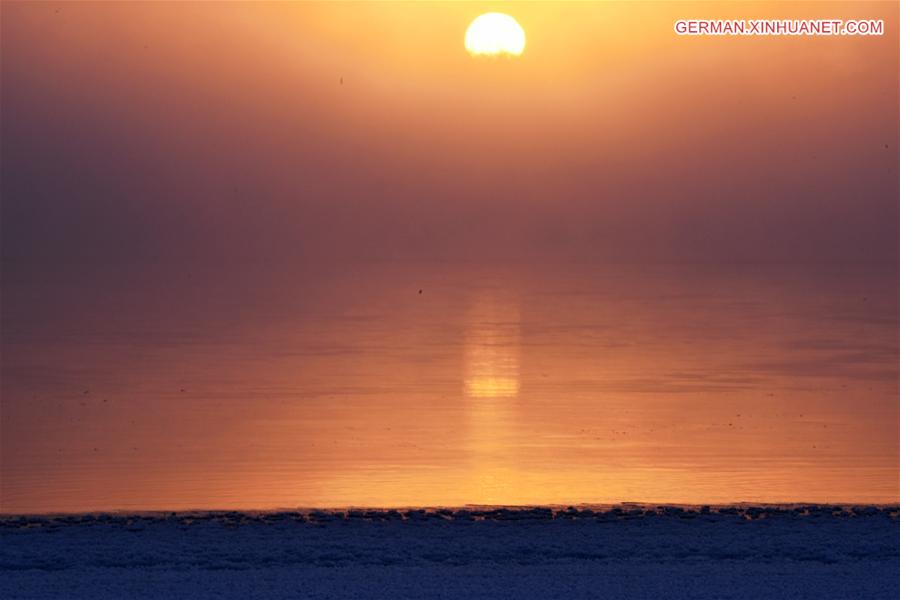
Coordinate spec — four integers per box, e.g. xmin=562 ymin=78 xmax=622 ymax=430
xmin=2 ymin=506 xmax=898 ymax=599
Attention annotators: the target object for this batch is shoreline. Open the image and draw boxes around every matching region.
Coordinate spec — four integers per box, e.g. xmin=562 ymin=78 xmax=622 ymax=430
xmin=3 ymin=503 xmax=898 ymax=521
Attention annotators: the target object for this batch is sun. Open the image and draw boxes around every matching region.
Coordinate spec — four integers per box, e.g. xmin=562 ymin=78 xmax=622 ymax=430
xmin=465 ymin=13 xmax=526 ymax=57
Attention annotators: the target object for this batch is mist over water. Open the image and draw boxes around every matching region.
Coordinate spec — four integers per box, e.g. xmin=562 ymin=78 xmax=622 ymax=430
xmin=2 ymin=260 xmax=896 ymax=513
xmin=1 ymin=1 xmax=898 ymax=514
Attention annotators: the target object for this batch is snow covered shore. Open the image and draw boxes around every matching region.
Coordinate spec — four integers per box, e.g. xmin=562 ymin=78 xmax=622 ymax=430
xmin=2 ymin=506 xmax=898 ymax=599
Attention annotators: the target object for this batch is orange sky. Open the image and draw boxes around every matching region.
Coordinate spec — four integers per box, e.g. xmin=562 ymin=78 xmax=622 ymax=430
xmin=2 ymin=1 xmax=896 ymax=265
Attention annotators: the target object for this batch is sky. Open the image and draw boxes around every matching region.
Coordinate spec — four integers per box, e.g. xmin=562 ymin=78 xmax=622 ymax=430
xmin=2 ymin=1 xmax=897 ymax=269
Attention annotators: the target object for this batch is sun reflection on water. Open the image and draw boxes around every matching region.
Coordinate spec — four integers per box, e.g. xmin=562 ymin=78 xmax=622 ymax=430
xmin=464 ymin=294 xmax=520 ymax=399
xmin=463 ymin=293 xmax=522 ymax=503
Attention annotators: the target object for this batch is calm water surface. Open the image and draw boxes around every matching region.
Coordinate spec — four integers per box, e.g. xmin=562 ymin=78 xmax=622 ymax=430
xmin=1 ymin=261 xmax=897 ymax=512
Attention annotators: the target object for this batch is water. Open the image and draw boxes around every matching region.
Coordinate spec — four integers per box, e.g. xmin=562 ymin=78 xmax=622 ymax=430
xmin=1 ymin=261 xmax=896 ymax=513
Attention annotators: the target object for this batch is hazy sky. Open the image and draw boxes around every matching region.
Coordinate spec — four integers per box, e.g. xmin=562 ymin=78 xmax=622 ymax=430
xmin=2 ymin=1 xmax=897 ymax=269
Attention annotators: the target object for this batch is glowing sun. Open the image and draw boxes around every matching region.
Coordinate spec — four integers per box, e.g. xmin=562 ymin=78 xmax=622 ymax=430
xmin=465 ymin=13 xmax=526 ymax=57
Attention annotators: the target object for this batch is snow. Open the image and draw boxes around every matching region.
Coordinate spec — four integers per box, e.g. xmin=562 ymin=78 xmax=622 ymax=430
xmin=2 ymin=506 xmax=898 ymax=599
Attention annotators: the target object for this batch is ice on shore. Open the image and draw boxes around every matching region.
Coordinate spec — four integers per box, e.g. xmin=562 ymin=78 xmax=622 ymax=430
xmin=2 ymin=506 xmax=898 ymax=599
